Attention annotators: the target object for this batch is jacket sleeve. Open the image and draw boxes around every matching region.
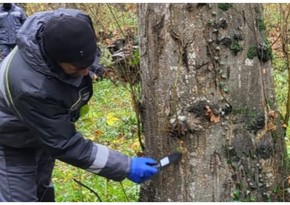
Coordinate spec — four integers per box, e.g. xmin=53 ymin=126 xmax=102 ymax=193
xmin=13 ymin=92 xmax=131 ymax=181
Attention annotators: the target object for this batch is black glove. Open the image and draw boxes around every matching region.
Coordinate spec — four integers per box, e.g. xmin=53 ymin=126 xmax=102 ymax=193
xmin=89 ymin=54 xmax=106 ymax=80
xmin=90 ymin=63 xmax=106 ymax=80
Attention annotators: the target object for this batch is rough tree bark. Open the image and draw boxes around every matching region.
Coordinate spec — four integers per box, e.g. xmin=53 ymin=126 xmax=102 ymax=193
xmin=137 ymin=3 xmax=288 ymax=202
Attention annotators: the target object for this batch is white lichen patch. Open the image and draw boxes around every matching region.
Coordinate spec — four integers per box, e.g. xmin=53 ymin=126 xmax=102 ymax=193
xmin=178 ymin=115 xmax=187 ymax=122
xmin=188 ymin=181 xmax=196 ymax=199
xmin=170 ymin=66 xmax=178 ymax=71
xmin=188 ymin=52 xmax=196 ymax=66
xmin=245 ymin=58 xmax=254 ymax=66
xmin=170 ymin=118 xmax=176 ymax=124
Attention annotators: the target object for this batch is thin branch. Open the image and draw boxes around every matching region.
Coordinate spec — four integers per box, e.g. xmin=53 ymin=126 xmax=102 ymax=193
xmin=73 ymin=178 xmax=102 ymax=202
xmin=119 ymin=182 xmax=129 ymax=202
xmin=270 ymin=33 xmax=281 ymax=48
xmin=106 ymin=4 xmax=126 ymax=38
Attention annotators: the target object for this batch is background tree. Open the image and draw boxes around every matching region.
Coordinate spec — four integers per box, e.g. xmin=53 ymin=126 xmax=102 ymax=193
xmin=263 ymin=4 xmax=290 ymax=128
xmin=138 ymin=3 xmax=288 ymax=202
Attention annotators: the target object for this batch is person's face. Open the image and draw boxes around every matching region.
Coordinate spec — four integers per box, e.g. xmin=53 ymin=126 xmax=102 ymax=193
xmin=59 ymin=62 xmax=89 ymax=78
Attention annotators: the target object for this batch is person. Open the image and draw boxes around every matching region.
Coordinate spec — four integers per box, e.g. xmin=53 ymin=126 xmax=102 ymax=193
xmin=0 ymin=3 xmax=26 ymax=62
xmin=0 ymin=8 xmax=158 ymax=202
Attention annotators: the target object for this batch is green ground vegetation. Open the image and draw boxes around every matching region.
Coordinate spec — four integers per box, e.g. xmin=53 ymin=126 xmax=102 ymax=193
xmin=53 ymin=80 xmax=141 ymax=202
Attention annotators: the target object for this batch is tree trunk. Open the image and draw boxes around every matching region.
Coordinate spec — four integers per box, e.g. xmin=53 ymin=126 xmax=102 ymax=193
xmin=137 ymin=3 xmax=288 ymax=202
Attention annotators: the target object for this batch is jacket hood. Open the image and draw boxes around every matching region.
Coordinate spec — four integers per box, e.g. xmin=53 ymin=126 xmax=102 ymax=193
xmin=16 ymin=10 xmax=54 ymax=77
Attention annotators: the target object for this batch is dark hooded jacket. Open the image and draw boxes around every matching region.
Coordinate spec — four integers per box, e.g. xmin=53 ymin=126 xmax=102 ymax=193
xmin=0 ymin=3 xmax=26 ymax=44
xmin=0 ymin=8 xmax=130 ymax=181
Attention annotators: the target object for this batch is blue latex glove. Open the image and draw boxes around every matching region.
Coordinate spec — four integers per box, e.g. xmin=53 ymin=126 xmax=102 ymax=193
xmin=127 ymin=157 xmax=159 ymax=184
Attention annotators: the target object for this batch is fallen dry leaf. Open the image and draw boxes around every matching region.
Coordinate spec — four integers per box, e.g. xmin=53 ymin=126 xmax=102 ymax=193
xmin=205 ymin=106 xmax=220 ymax=123
xmin=267 ymin=122 xmax=277 ymax=131
xmin=268 ymin=110 xmax=278 ymax=119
